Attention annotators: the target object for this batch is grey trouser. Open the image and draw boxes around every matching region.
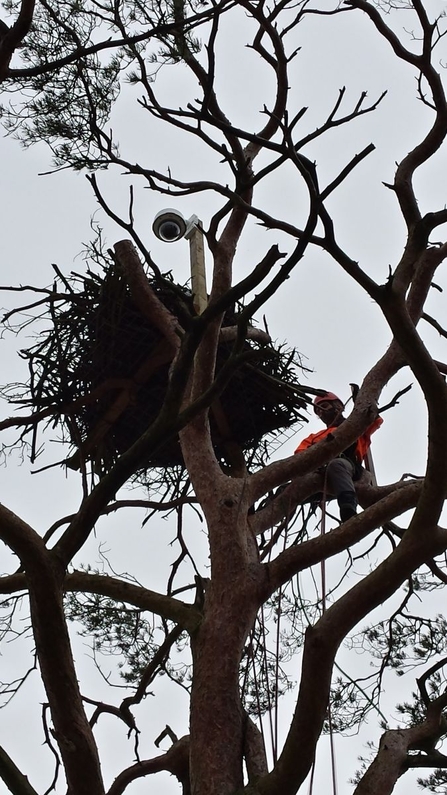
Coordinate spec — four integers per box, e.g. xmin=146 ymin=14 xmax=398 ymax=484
xmin=324 ymin=458 xmax=356 ymax=497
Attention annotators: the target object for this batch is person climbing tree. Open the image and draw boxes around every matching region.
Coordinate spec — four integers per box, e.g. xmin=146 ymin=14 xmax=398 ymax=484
xmin=295 ymin=391 xmax=383 ymax=522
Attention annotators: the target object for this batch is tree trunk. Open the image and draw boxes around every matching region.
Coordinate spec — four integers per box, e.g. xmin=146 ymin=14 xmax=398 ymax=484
xmin=190 ymin=576 xmax=261 ymax=795
xmin=353 ymin=731 xmax=407 ymax=795
xmin=27 ymin=565 xmax=104 ymax=795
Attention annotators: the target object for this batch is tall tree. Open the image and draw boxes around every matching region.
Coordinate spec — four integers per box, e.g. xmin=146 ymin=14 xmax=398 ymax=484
xmin=1 ymin=2 xmax=447 ymax=794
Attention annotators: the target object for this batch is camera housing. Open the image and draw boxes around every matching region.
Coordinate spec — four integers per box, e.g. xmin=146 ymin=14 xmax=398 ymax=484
xmin=152 ymin=209 xmax=187 ymax=243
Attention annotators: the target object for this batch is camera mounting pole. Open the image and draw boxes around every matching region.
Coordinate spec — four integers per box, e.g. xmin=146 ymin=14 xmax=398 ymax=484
xmin=185 ymin=216 xmax=207 ymax=315
xmin=152 ymin=208 xmax=208 ymax=315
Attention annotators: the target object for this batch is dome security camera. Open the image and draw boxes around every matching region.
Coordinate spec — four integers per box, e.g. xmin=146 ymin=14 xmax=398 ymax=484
xmin=152 ymin=209 xmax=187 ymax=243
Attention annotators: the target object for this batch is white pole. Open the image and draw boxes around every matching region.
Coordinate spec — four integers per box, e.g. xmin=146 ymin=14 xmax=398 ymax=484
xmin=185 ymin=217 xmax=207 ymax=314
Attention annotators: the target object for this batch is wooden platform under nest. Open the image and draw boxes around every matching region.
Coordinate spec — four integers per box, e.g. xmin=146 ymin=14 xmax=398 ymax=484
xmin=16 ymin=255 xmax=312 ymax=474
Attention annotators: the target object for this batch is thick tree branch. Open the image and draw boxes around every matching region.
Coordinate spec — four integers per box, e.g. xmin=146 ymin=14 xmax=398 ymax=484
xmin=354 ymin=687 xmax=447 ymax=795
xmin=257 ymin=519 xmax=447 ymax=795
xmin=0 ymin=0 xmax=35 ymax=81
xmin=113 ymin=240 xmax=182 ymax=350
xmin=266 ymin=480 xmax=424 ymax=595
xmin=65 ymin=572 xmax=200 ymax=633
xmin=0 ymin=745 xmax=39 ymax=795
xmin=107 ymin=735 xmax=190 ymax=795
xmin=0 ymin=506 xmax=105 ymax=794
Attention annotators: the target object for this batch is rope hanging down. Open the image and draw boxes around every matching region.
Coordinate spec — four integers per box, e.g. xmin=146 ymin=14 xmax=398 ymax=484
xmin=308 ymin=473 xmax=338 ymax=795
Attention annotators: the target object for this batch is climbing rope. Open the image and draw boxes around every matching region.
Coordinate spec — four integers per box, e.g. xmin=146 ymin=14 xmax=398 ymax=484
xmin=308 ymin=471 xmax=338 ymax=795
xmin=246 ymin=444 xmax=349 ymax=791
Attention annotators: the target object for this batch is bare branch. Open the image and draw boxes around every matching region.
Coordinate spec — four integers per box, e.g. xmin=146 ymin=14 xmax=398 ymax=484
xmin=0 ymin=744 xmax=39 ymax=795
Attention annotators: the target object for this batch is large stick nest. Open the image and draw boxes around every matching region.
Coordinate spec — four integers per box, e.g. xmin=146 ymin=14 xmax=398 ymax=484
xmin=8 ymin=261 xmax=312 ymax=474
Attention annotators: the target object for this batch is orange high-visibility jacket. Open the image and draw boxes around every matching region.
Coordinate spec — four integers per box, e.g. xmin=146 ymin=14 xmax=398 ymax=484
xmin=295 ymin=417 xmax=383 ymax=464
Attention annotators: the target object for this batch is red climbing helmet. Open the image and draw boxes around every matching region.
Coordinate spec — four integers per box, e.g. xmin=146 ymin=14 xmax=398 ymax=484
xmin=313 ymin=391 xmax=341 ymax=407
